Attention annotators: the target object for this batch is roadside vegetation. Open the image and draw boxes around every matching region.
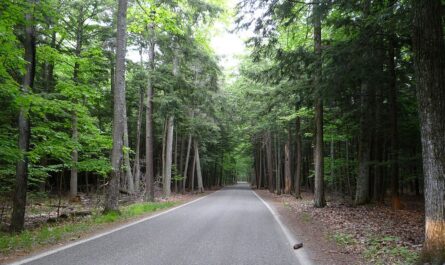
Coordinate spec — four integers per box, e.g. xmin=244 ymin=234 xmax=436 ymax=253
xmin=0 ymin=200 xmax=176 ymax=259
xmin=1 ymin=0 xmax=444 ymax=264
xmin=234 ymin=0 xmax=444 ymax=263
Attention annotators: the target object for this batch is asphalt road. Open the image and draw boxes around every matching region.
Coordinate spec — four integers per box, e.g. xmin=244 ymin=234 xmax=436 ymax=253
xmin=14 ymin=183 xmax=302 ymax=265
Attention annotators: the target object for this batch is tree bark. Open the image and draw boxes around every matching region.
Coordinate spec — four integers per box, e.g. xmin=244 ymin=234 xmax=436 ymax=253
xmin=330 ymin=137 xmax=335 ymax=192
xmin=133 ymin=85 xmax=143 ymax=193
xmin=388 ymin=37 xmax=400 ymax=209
xmin=266 ymin=131 xmax=274 ymax=193
xmin=191 ymin=147 xmax=196 ymax=193
xmin=70 ymin=14 xmax=83 ymax=198
xmin=275 ymin=134 xmax=281 ymax=195
xmin=355 ymin=82 xmax=372 ymax=205
xmin=373 ymin=86 xmax=384 ymax=203
xmin=313 ymin=2 xmax=325 ymax=208
xmin=412 ymin=0 xmax=445 ymax=260
xmin=70 ymin=110 xmax=78 ymax=197
xmin=164 ymin=116 xmax=174 ymax=196
xmin=355 ymin=0 xmax=373 ymax=206
xmin=123 ymin=105 xmax=134 ymax=193
xmin=104 ymin=0 xmax=128 ymax=213
xmin=284 ymin=130 xmax=291 ymax=194
xmin=257 ymin=146 xmax=263 ymax=189
xmin=11 ymin=0 xmax=36 ymax=232
xmin=194 ymin=140 xmax=204 ymax=193
xmin=182 ymin=133 xmax=192 ymax=194
xmin=144 ymin=22 xmax=155 ymax=202
xmin=160 ymin=118 xmax=167 ymax=182
xmin=294 ymin=116 xmax=302 ymax=198
xmin=133 ymin=47 xmax=144 ymax=193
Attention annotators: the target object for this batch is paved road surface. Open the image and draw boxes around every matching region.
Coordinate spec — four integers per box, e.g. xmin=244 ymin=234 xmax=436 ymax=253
xmin=13 ymin=183 xmax=301 ymax=265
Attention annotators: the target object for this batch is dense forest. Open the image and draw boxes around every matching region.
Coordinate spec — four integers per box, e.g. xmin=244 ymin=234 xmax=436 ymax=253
xmin=231 ymin=0 xmax=444 ymax=262
xmin=1 ymin=0 xmax=241 ymax=227
xmin=1 ymin=0 xmax=444 ymax=264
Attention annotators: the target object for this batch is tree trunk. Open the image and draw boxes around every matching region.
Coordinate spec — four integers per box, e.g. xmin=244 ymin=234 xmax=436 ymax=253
xmin=412 ymin=0 xmax=445 ymax=261
xmin=11 ymin=1 xmax=36 ymax=232
xmin=104 ymin=0 xmax=128 ymax=213
xmin=70 ymin=110 xmax=78 ymax=197
xmin=144 ymin=22 xmax=155 ymax=202
xmin=345 ymin=140 xmax=352 ymax=199
xmin=313 ymin=2 xmax=325 ymax=208
xmin=355 ymin=82 xmax=372 ymax=205
xmin=161 ymin=118 xmax=167 ymax=187
xmin=275 ymin=134 xmax=281 ymax=195
xmin=164 ymin=116 xmax=174 ymax=196
xmin=70 ymin=16 xmax=83 ymax=198
xmin=257 ymin=146 xmax=263 ymax=189
xmin=266 ymin=131 xmax=274 ymax=193
xmin=373 ymin=86 xmax=384 ymax=203
xmin=133 ymin=86 xmax=143 ymax=193
xmin=294 ymin=116 xmax=302 ymax=198
xmin=182 ymin=133 xmax=192 ymax=194
xmin=174 ymin=132 xmax=179 ymax=193
xmin=284 ymin=130 xmax=291 ymax=194
xmin=191 ymin=148 xmax=196 ymax=193
xmin=194 ymin=140 xmax=204 ymax=193
xmin=388 ymin=37 xmax=401 ymax=209
xmin=330 ymin=137 xmax=335 ymax=192
xmin=123 ymin=106 xmax=134 ymax=193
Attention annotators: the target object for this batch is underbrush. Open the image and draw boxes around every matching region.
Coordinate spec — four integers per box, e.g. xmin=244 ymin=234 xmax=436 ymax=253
xmin=363 ymin=235 xmax=419 ymax=265
xmin=0 ymin=201 xmax=176 ymax=257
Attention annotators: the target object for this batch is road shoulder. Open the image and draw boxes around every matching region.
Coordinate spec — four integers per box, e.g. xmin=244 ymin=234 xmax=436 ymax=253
xmin=2 ymin=191 xmax=213 ymax=265
xmin=254 ymin=189 xmax=364 ymax=265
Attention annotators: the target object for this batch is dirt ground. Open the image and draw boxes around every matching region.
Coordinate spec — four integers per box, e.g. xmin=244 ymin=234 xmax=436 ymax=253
xmin=255 ymin=189 xmax=424 ymax=265
xmin=256 ymin=189 xmax=364 ymax=265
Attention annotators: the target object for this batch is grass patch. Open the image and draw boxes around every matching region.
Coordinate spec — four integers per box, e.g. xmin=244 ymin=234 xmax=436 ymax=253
xmin=364 ymin=235 xmax=419 ymax=265
xmin=124 ymin=201 xmax=175 ymax=217
xmin=0 ymin=201 xmax=177 ymax=257
xmin=330 ymin=232 xmax=356 ymax=247
xmin=300 ymin=212 xmax=312 ymax=223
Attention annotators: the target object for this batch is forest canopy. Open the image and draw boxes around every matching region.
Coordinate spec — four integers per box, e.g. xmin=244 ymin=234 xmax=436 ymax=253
xmin=1 ymin=0 xmax=445 ymax=263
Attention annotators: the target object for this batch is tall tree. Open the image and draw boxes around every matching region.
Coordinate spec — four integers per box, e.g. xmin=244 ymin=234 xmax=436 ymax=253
xmin=266 ymin=131 xmax=274 ymax=193
xmin=104 ymin=0 xmax=128 ymax=212
xmin=10 ymin=0 xmax=37 ymax=232
xmin=163 ymin=40 xmax=179 ymax=197
xmin=194 ymin=140 xmax=204 ymax=193
xmin=284 ymin=129 xmax=291 ymax=194
xmin=132 ymin=47 xmax=145 ymax=193
xmin=144 ymin=20 xmax=155 ymax=202
xmin=69 ymin=3 xmax=83 ymax=198
xmin=164 ymin=116 xmax=174 ymax=196
xmin=123 ymin=99 xmax=134 ymax=193
xmin=388 ymin=37 xmax=400 ymax=209
xmin=412 ymin=0 xmax=445 ymax=261
xmin=294 ymin=115 xmax=302 ymax=198
xmin=313 ymin=2 xmax=325 ymax=208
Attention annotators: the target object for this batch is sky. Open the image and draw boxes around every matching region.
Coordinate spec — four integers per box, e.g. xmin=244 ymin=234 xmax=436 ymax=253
xmin=210 ymin=20 xmax=246 ymax=71
xmin=127 ymin=0 xmax=251 ymax=77
xmin=209 ymin=0 xmax=254 ymax=83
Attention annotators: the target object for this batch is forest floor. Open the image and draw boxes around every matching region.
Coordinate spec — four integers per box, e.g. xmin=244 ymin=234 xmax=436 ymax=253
xmin=255 ymin=189 xmax=424 ymax=265
xmin=0 ymin=190 xmax=212 ymax=264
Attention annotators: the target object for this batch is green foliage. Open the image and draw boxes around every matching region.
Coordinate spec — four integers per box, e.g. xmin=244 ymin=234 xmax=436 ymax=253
xmin=300 ymin=212 xmax=311 ymax=223
xmin=0 ymin=201 xmax=177 ymax=255
xmin=364 ymin=235 xmax=419 ymax=265
xmin=330 ymin=232 xmax=356 ymax=247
